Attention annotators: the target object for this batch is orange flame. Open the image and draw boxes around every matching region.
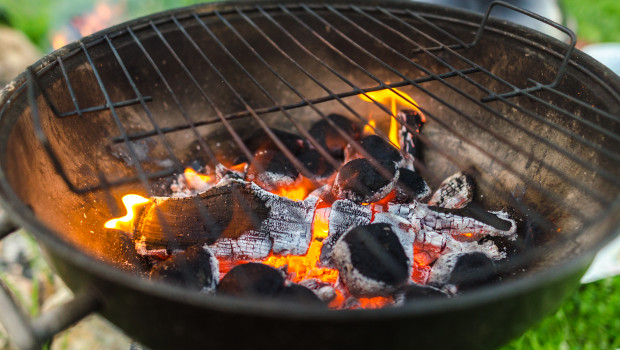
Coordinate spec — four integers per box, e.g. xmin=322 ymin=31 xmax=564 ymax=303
xmin=359 ymin=88 xmax=424 ymax=148
xmin=51 ymin=1 xmax=125 ymax=50
xmin=262 ymin=205 xmax=339 ymax=283
xmin=271 ymin=177 xmax=315 ymax=201
xmin=104 ymin=194 xmax=149 ymax=232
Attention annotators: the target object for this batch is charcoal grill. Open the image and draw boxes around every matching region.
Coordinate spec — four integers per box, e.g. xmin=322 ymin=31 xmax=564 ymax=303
xmin=0 ymin=1 xmax=619 ymax=349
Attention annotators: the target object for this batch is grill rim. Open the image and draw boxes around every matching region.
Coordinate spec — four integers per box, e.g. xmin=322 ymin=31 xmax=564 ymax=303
xmin=0 ymin=0 xmax=618 ymax=319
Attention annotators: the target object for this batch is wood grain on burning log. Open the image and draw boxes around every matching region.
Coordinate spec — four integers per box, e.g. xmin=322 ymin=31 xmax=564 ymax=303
xmin=134 ymin=182 xmax=270 ymax=255
xmin=427 ymin=172 xmax=474 ymax=209
xmin=320 ymin=199 xmax=372 ymax=267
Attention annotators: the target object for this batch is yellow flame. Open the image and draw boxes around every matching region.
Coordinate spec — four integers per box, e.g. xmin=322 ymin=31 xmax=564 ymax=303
xmin=104 ymin=194 xmax=149 ymax=232
xmin=184 ymin=167 xmax=211 ymax=183
xmin=359 ymin=87 xmax=424 ymax=148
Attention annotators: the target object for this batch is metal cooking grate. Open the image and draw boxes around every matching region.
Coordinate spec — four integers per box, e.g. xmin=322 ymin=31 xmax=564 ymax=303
xmin=13 ymin=1 xmax=620 ymax=268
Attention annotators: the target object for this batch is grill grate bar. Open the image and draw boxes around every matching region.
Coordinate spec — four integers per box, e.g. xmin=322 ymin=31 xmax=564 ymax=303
xmin=250 ymin=5 xmax=567 ymax=228
xmin=110 ymin=68 xmax=479 ymax=144
xmin=304 ymin=5 xmax=610 ymax=208
xmin=185 ymin=13 xmax=337 ymax=175
xmin=359 ymin=6 xmax=620 ymax=190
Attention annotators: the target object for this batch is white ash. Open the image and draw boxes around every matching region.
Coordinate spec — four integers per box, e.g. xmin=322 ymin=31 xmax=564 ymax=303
xmin=134 ymin=234 xmax=168 ymax=258
xmin=298 ymin=278 xmax=337 ymax=302
xmin=250 ymin=182 xmax=318 ymax=256
xmin=427 ymin=252 xmax=497 ymax=290
xmin=321 ymin=199 xmax=372 ymax=267
xmin=428 ymin=172 xmax=474 ymax=209
xmin=400 ymin=202 xmax=517 ymax=242
xmin=208 ymin=230 xmax=272 ymax=260
xmin=332 ymin=241 xmax=391 ymax=297
xmin=202 ymin=244 xmax=220 ymax=294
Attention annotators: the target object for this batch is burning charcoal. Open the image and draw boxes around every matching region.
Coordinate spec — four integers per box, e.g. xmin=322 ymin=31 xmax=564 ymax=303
xmin=428 ymin=172 xmax=475 ymax=209
xmin=345 ymin=134 xmax=404 ymax=167
xmin=149 ymin=245 xmax=219 ymax=292
xmin=394 ymin=168 xmax=430 ymax=203
xmin=245 ymin=128 xmax=306 ymax=155
xmin=332 ymin=223 xmax=409 ymax=297
xmin=246 ymin=149 xmax=301 ymax=192
xmin=134 ymin=181 xmax=271 ymax=256
xmin=309 ymin=113 xmax=361 ymax=158
xmin=217 ymin=262 xmax=285 ymax=298
xmin=277 ymin=283 xmax=323 ymax=304
xmin=397 ymin=109 xmax=425 ymax=164
xmin=298 ymin=149 xmax=336 ymax=180
xmin=429 ymin=252 xmax=499 ymax=291
xmin=395 ymin=283 xmax=448 ymax=303
xmin=332 ymin=158 xmax=399 ymax=203
xmin=299 ymin=279 xmax=337 ymax=302
xmin=320 ymin=199 xmax=372 ymax=267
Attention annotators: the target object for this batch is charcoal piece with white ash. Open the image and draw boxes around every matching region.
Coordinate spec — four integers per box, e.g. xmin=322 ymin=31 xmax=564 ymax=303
xmin=133 ymin=182 xmax=271 ymax=257
xmin=309 ymin=113 xmax=361 ymax=158
xmin=149 ymin=245 xmax=219 ymax=292
xmin=246 ymin=149 xmax=301 ymax=191
xmin=394 ymin=168 xmax=430 ymax=203
xmin=320 ymin=199 xmax=372 ymax=267
xmin=298 ymin=149 xmax=336 ymax=180
xmin=395 ymin=283 xmax=448 ymax=303
xmin=217 ymin=262 xmax=285 ymax=298
xmin=397 ymin=109 xmax=425 ymax=163
xmin=429 ymin=252 xmax=499 ymax=292
xmin=332 ymin=158 xmax=399 ymax=203
xmin=245 ymin=127 xmax=307 ymax=156
xmin=424 ymin=205 xmax=516 ymax=242
xmin=428 ymin=172 xmax=475 ymax=209
xmin=345 ymin=134 xmax=404 ymax=167
xmin=277 ymin=283 xmax=323 ymax=304
xmin=332 ymin=223 xmax=410 ymax=297
xmin=298 ymin=278 xmax=337 ymax=302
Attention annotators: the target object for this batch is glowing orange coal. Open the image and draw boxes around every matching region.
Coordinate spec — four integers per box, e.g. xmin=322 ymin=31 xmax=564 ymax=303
xmin=104 ymin=194 xmax=149 ymax=232
xmin=270 ymin=177 xmax=315 ymax=202
xmin=51 ymin=1 xmax=125 ymax=50
xmin=262 ymin=204 xmax=339 ymax=283
xmin=359 ymin=87 xmax=425 ymax=148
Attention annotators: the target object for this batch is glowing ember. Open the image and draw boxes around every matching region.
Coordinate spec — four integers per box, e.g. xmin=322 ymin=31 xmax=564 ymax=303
xmin=104 ymin=194 xmax=149 ymax=232
xmin=358 ymin=296 xmax=394 ymax=309
xmin=184 ymin=167 xmax=212 ymax=191
xmin=262 ymin=205 xmax=339 ymax=283
xmin=359 ymin=87 xmax=425 ymax=148
xmin=271 ymin=178 xmax=314 ymax=201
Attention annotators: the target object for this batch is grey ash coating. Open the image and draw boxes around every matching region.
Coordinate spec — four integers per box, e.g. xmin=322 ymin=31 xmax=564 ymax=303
xmin=334 ymin=223 xmax=409 ymax=291
xmin=332 ymin=158 xmax=398 ymax=203
xmin=246 ymin=149 xmax=300 ymax=191
xmin=395 ymin=168 xmax=430 ymax=202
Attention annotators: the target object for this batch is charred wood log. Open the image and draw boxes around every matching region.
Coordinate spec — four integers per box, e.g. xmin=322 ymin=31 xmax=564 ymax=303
xmin=332 ymin=158 xmax=399 ymax=203
xmin=320 ymin=199 xmax=372 ymax=267
xmin=428 ymin=172 xmax=474 ymax=209
xmin=332 ymin=223 xmax=410 ymax=297
xmin=149 ymin=245 xmax=219 ymax=292
xmin=309 ymin=113 xmax=361 ymax=158
xmin=134 ymin=182 xmax=271 ymax=256
xmin=209 ymin=230 xmax=272 ymax=260
xmin=217 ymin=262 xmax=285 ymax=298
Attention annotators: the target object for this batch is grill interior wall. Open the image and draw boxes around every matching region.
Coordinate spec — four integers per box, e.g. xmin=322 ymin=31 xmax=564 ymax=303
xmin=0 ymin=6 xmax=618 ymax=278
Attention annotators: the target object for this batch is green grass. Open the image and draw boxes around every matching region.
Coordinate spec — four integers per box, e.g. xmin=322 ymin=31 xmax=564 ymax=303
xmin=562 ymin=0 xmax=620 ymax=43
xmin=502 ymin=276 xmax=620 ymax=350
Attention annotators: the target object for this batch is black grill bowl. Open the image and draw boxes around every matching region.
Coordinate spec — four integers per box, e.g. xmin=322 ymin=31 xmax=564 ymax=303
xmin=0 ymin=1 xmax=618 ymax=349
